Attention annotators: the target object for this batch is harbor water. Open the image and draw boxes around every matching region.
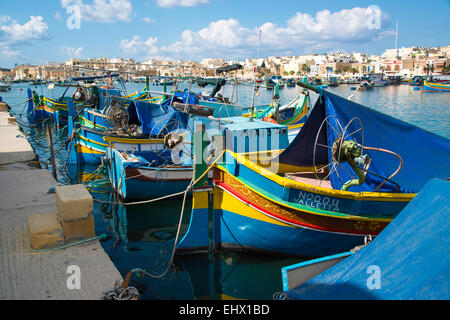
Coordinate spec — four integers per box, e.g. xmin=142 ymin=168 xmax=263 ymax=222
xmin=2 ymin=82 xmax=449 ymax=300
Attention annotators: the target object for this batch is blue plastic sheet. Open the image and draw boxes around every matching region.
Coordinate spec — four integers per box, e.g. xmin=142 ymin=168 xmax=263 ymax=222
xmin=278 ymin=91 xmax=450 ymax=193
xmin=127 ymin=100 xmax=188 ymax=136
xmin=284 ymin=178 xmax=450 ymax=300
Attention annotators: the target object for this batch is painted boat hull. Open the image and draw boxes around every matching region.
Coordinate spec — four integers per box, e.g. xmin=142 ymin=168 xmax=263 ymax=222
xmin=177 ymin=150 xmax=414 ymax=257
xmin=68 ymin=124 xmax=168 ymax=164
xmin=423 ymin=80 xmax=450 ymax=92
xmin=106 ymin=147 xmax=193 ymax=200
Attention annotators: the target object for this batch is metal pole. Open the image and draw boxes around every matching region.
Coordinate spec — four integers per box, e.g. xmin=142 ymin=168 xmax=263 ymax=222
xmin=47 ymin=124 xmax=58 ymax=180
xmin=250 ymin=29 xmax=262 ymax=122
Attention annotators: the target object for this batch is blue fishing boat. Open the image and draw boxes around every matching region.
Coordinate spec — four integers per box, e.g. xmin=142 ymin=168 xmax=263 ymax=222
xmin=67 ymin=98 xmax=188 ymax=164
xmin=106 ymin=147 xmax=212 ymax=201
xmin=328 ymin=76 xmax=339 ymax=87
xmin=286 ymin=79 xmax=296 ymax=88
xmin=176 ymin=82 xmax=450 ymax=257
xmin=409 ymin=75 xmax=425 ymax=86
xmin=26 ymin=74 xmax=123 ymax=125
xmin=281 ymin=178 xmax=450 ymax=299
xmin=105 ymin=86 xmax=310 ymax=201
xmin=423 ymin=80 xmax=450 ymax=92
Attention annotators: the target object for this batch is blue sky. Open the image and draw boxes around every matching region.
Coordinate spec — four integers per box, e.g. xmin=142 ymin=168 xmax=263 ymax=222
xmin=0 ymin=0 xmax=449 ymax=67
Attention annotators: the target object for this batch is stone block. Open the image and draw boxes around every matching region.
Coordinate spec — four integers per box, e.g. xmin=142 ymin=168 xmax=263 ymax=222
xmin=7 ymin=116 xmax=16 ymax=124
xmin=61 ymin=214 xmax=95 ymax=240
xmin=56 ymin=184 xmax=93 ymax=222
xmin=27 ymin=212 xmax=64 ymax=250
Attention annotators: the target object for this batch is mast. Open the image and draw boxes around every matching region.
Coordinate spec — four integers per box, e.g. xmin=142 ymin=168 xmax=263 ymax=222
xmin=395 ymin=18 xmax=399 ymax=59
xmin=250 ymin=29 xmax=262 ymax=122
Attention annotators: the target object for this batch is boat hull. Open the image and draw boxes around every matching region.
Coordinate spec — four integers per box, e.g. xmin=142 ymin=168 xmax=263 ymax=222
xmin=69 ymin=125 xmax=168 ymax=164
xmin=213 ymin=183 xmax=365 ymax=257
xmin=106 ymin=147 xmax=193 ymax=200
xmin=423 ymin=80 xmax=450 ymax=92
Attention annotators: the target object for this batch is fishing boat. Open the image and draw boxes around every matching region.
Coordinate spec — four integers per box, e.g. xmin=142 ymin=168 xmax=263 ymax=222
xmin=0 ymin=82 xmax=10 ymax=92
xmin=328 ymin=76 xmax=339 ymax=87
xmin=103 ymin=68 xmax=308 ymax=202
xmin=423 ymin=80 xmax=450 ymax=92
xmin=104 ymin=88 xmax=303 ymax=201
xmin=67 ymin=98 xmax=188 ymax=164
xmin=265 ymin=76 xmax=285 ymax=89
xmin=26 ymin=74 xmax=125 ymax=124
xmin=369 ymin=73 xmax=387 ymax=87
xmin=176 ymin=83 xmax=450 ymax=257
xmin=286 ymin=79 xmax=296 ymax=88
xmin=409 ymin=76 xmax=424 ymax=86
xmin=357 ymin=79 xmax=373 ymax=91
xmin=243 ymin=85 xmax=310 ymax=140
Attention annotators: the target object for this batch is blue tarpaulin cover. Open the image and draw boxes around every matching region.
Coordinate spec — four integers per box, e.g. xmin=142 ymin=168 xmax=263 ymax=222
xmin=284 ymin=178 xmax=450 ymax=300
xmin=167 ymin=89 xmax=200 ymax=105
xmin=127 ymin=100 xmax=188 ymax=136
xmin=278 ymin=91 xmax=450 ymax=193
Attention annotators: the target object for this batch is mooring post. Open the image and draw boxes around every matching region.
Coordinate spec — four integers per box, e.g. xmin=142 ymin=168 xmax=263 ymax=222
xmin=193 ymin=123 xmax=209 ymax=189
xmin=175 ymin=122 xmax=211 ymax=253
xmin=47 ymin=124 xmax=58 ymax=180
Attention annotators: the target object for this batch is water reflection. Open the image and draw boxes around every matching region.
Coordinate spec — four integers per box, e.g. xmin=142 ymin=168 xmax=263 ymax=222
xmin=84 ymin=175 xmax=300 ymax=300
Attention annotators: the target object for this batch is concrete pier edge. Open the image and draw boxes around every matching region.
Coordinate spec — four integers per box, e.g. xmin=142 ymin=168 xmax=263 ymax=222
xmin=0 ymin=107 xmax=123 ymax=300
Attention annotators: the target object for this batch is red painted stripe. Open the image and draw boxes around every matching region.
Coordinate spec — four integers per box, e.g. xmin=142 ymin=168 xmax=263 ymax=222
xmin=216 ymin=181 xmax=376 ymax=236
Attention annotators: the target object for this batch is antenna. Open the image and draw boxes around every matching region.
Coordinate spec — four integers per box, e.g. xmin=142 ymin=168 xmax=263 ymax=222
xmin=250 ymin=29 xmax=262 ymax=122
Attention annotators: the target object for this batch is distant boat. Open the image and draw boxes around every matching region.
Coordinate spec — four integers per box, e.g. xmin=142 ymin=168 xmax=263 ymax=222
xmin=0 ymin=82 xmax=10 ymax=91
xmin=328 ymin=76 xmax=339 ymax=87
xmin=423 ymin=80 xmax=450 ymax=92
xmin=409 ymin=76 xmax=424 ymax=86
xmin=286 ymin=79 xmax=296 ymax=87
xmin=357 ymin=80 xmax=373 ymax=90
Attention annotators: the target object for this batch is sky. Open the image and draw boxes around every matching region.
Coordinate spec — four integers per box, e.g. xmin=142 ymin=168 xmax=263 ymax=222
xmin=0 ymin=0 xmax=449 ymax=68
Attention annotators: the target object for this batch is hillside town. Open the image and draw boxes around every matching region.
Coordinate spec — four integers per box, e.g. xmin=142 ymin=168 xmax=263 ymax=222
xmin=1 ymin=44 xmax=450 ymax=82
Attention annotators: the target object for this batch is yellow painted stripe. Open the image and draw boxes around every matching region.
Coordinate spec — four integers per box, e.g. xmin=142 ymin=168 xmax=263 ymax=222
xmin=76 ymin=144 xmax=104 ymax=155
xmin=216 ymin=186 xmax=290 ymax=227
xmin=79 ymin=116 xmax=108 ymax=130
xmin=77 ymin=134 xmax=110 ymax=147
xmin=103 ymin=136 xmax=164 ymax=144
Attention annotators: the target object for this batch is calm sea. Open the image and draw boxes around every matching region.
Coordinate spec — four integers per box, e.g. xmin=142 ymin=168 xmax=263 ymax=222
xmin=1 ymin=81 xmax=449 ymax=299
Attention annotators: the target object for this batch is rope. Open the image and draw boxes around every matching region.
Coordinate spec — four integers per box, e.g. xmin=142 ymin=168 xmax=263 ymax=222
xmin=106 ymin=149 xmax=225 ymax=287
xmin=94 ymin=149 xmax=225 ymax=206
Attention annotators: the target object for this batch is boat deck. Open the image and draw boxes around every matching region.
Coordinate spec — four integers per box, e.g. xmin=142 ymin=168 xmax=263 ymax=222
xmin=284 ymin=172 xmax=333 ymax=189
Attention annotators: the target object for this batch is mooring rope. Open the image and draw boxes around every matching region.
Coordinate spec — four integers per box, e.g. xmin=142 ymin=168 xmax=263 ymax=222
xmin=103 ymin=149 xmax=226 ymax=299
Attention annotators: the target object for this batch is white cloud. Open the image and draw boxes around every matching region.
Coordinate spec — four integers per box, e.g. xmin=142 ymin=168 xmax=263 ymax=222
xmin=120 ymin=35 xmax=159 ymax=57
xmin=121 ymin=6 xmax=393 ymax=60
xmin=0 ymin=15 xmax=50 ymax=62
xmin=156 ymin=0 xmax=209 ymax=7
xmin=61 ymin=0 xmax=132 ymax=23
xmin=142 ymin=17 xmax=156 ymax=24
xmin=61 ymin=46 xmax=84 ymax=58
xmin=0 ymin=16 xmax=50 ymax=45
